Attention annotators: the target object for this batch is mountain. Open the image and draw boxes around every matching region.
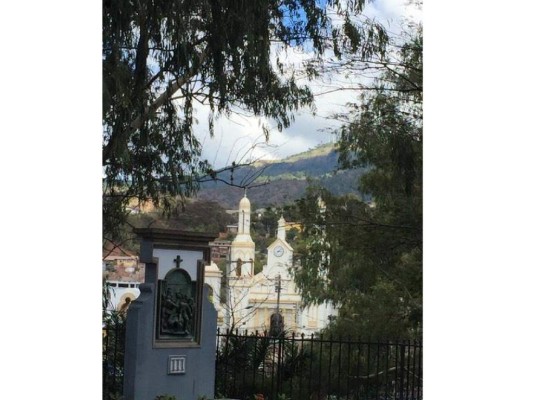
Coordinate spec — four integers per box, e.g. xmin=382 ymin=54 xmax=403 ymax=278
xmin=197 ymin=143 xmax=368 ymax=208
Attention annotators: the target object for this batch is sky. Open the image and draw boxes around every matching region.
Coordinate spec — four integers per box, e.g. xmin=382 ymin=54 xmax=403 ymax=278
xmin=197 ymin=0 xmax=423 ymax=168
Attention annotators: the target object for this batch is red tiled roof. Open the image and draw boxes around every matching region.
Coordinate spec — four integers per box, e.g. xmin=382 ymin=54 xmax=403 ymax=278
xmin=103 ymin=240 xmax=137 ymax=259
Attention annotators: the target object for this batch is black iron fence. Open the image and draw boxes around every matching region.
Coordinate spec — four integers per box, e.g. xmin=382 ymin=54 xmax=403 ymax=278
xmin=102 ymin=324 xmax=422 ymax=400
xmin=103 ymin=320 xmax=126 ymax=400
xmin=216 ymin=330 xmax=422 ymax=400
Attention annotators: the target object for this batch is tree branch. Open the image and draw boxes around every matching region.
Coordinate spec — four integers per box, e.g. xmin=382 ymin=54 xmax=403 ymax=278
xmin=130 ymin=49 xmax=209 ymax=131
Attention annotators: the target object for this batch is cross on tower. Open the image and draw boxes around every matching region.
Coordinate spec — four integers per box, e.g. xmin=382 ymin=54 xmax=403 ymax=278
xmin=173 ymin=255 xmax=183 ymax=269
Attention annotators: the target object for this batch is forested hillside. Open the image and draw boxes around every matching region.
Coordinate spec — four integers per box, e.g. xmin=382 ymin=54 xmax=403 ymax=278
xmin=107 ymin=144 xmax=360 ymax=254
xmin=198 ymin=144 xmax=368 ymax=208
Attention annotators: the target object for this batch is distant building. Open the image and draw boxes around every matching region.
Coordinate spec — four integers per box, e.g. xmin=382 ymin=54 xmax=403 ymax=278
xmin=102 ymin=198 xmax=336 ymax=332
xmin=105 ymin=281 xmax=141 ymax=312
xmin=103 ymin=242 xmax=144 ymax=312
xmin=209 ymin=239 xmax=231 ymax=260
xmin=284 ymin=221 xmax=302 ymax=232
xmin=126 ymin=205 xmax=141 ymax=214
xmin=226 ymin=224 xmax=239 ymax=234
xmin=206 ymin=193 xmax=336 ymax=335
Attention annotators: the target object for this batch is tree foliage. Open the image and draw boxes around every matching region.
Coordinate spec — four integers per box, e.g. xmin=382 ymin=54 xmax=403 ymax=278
xmin=102 ymin=0 xmax=388 ymax=243
xmin=294 ymin=23 xmax=423 ymax=339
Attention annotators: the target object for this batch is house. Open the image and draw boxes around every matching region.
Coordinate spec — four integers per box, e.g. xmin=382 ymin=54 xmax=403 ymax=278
xmin=103 ymin=241 xmax=145 ymax=312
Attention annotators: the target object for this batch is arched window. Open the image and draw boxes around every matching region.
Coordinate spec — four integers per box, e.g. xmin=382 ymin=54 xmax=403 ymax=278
xmin=236 ymin=258 xmax=242 ymax=277
xmin=164 ymin=268 xmax=192 ymax=297
xmin=269 ymin=312 xmax=284 ymax=337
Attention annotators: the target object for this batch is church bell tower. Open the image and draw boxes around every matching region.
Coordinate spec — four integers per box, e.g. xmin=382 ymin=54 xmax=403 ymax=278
xmin=230 ymin=191 xmax=255 ymax=277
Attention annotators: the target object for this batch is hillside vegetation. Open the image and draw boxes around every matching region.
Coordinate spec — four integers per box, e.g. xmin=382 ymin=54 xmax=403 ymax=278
xmin=109 ymin=143 xmax=366 ymax=254
xmin=198 ymin=143 xmax=367 ymax=208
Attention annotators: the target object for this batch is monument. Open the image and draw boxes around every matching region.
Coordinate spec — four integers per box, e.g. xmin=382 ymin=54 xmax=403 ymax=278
xmin=123 ymin=228 xmax=219 ymax=400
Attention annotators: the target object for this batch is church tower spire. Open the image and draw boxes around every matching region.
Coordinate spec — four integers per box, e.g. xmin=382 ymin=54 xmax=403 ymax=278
xmin=237 ymin=191 xmax=251 ymax=236
xmin=230 ymin=190 xmax=255 ymax=277
xmin=277 ymin=215 xmax=286 ymax=241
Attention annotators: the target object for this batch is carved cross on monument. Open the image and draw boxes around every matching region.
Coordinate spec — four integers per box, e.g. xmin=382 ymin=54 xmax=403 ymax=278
xmin=173 ymin=255 xmax=183 ymax=269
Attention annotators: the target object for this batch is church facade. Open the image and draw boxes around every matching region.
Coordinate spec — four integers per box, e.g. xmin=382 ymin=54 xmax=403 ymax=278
xmin=205 ymin=193 xmax=336 ymax=335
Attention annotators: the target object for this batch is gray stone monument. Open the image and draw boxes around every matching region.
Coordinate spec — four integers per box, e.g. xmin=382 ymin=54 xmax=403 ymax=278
xmin=124 ymin=228 xmax=219 ymax=400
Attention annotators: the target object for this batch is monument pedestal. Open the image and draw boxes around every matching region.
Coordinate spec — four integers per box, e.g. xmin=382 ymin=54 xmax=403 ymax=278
xmin=123 ymin=229 xmax=218 ymax=400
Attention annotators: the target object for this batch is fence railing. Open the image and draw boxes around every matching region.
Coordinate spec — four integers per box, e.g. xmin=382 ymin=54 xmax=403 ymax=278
xmin=102 ymin=324 xmax=422 ymax=400
xmin=216 ymin=330 xmax=422 ymax=400
xmin=102 ymin=321 xmax=126 ymax=400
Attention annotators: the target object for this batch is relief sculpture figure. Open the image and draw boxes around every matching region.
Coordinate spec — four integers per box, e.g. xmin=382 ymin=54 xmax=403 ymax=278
xmin=160 ymin=288 xmax=195 ymax=336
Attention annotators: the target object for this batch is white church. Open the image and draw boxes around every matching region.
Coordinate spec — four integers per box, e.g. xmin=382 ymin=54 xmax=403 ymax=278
xmin=205 ymin=193 xmax=336 ymax=335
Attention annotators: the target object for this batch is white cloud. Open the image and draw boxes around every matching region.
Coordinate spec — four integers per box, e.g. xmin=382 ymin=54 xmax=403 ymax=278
xmin=365 ymin=0 xmax=422 ymax=28
xmin=198 ymin=0 xmax=422 ymax=168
